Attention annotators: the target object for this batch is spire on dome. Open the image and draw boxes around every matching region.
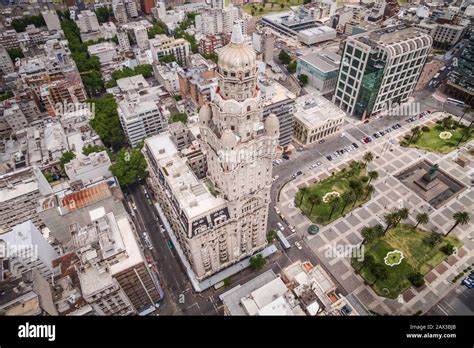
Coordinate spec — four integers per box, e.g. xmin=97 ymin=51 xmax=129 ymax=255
xmin=230 ymin=23 xmax=244 ymax=45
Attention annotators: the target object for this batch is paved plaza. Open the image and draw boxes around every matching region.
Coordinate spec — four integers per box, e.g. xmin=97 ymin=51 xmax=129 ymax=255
xmin=277 ymin=114 xmax=474 ymax=315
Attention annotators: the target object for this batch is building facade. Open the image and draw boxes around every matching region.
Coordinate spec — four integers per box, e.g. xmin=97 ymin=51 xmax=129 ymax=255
xmin=297 ymin=51 xmax=341 ymax=95
xmin=333 ymin=25 xmax=432 ymax=119
xmin=144 ymin=24 xmax=279 ymax=280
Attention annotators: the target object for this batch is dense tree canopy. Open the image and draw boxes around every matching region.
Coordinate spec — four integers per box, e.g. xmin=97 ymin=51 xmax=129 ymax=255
xmin=82 ymin=144 xmax=107 ymax=156
xmin=7 ymin=48 xmax=24 ymax=61
xmin=90 ymin=94 xmax=125 ymax=150
xmin=11 ymin=15 xmax=45 ymax=32
xmin=110 ymin=148 xmax=147 ymax=187
xmin=105 ymin=64 xmax=153 ymax=88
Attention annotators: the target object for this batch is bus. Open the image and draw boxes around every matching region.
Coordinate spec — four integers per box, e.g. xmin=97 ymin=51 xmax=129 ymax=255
xmin=276 ymin=230 xmax=291 ymax=250
xmin=446 ymin=98 xmax=465 ymax=107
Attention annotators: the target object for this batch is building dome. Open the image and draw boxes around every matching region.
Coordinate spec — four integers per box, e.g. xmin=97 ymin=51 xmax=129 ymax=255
xmin=221 ymin=129 xmax=238 ymax=148
xmin=218 ymin=23 xmax=256 ymax=71
xmin=199 ymin=104 xmax=212 ymax=125
xmin=265 ymin=113 xmax=279 ymax=135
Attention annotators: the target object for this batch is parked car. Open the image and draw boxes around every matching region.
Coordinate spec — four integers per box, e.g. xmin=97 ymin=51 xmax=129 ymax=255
xmin=462 ymin=277 xmax=474 ymax=289
xmin=295 ymin=241 xmax=302 ymax=250
xmin=319 ymin=139 xmax=325 ymax=144
xmin=327 ymin=155 xmax=333 ymax=161
xmin=282 ymin=155 xmax=290 ymax=160
xmin=292 ymin=170 xmax=303 ymax=178
xmin=272 ymin=175 xmax=279 ymax=182
xmin=274 ymin=206 xmax=281 ymax=214
xmin=277 ymin=222 xmax=285 ymax=231
xmin=353 ymin=143 xmax=359 ymax=148
xmin=289 ymin=225 xmax=296 ymax=233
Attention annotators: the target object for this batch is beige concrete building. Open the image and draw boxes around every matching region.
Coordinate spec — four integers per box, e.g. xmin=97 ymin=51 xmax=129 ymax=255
xmin=293 ymin=93 xmax=345 ymax=146
xmin=144 ymin=24 xmax=279 ymax=280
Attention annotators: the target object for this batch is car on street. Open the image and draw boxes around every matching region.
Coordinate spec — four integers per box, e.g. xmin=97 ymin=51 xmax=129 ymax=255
xmin=289 ymin=225 xmax=296 ymax=233
xmin=292 ymin=170 xmax=303 ymax=178
xmin=282 ymin=155 xmax=290 ymax=160
xmin=326 ymin=155 xmax=333 ymax=161
xmin=318 ymin=139 xmax=325 ymax=144
xmin=352 ymin=142 xmax=359 ymax=148
xmin=295 ymin=241 xmax=302 ymax=250
xmin=277 ymin=222 xmax=285 ymax=231
xmin=272 ymin=175 xmax=279 ymax=182
xmin=166 ymin=239 xmax=174 ymax=250
xmin=461 ymin=277 xmax=474 ymax=289
xmin=309 ymin=162 xmax=321 ymax=169
xmin=297 ymin=146 xmax=304 ymax=152
xmin=274 ymin=206 xmax=281 ymax=214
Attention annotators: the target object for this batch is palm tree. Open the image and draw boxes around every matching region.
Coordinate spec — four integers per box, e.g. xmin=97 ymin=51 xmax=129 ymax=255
xmin=365 ymin=184 xmax=375 ymax=199
xmin=357 ymin=254 xmax=375 ymax=272
xmin=327 ymin=196 xmax=340 ymax=221
xmin=361 ymin=226 xmax=375 ymax=245
xmin=459 ymin=105 xmax=471 ymax=123
xmin=363 ymin=152 xmax=374 ymax=166
xmin=298 ymin=187 xmax=310 ymax=206
xmin=370 ymin=264 xmax=388 ymax=286
xmin=415 ymin=212 xmax=429 ymax=229
xmin=384 ymin=211 xmax=399 ymax=233
xmin=340 ymin=191 xmax=354 ymax=214
xmin=446 ymin=211 xmax=470 ymax=235
xmin=308 ymin=194 xmax=321 ymax=216
xmin=396 ymin=207 xmax=409 ymax=225
xmin=408 ymin=126 xmax=420 ymax=145
xmin=421 ymin=126 xmax=430 ymax=139
xmin=367 ymin=170 xmax=378 ymax=185
xmin=455 ymin=123 xmax=472 ymax=147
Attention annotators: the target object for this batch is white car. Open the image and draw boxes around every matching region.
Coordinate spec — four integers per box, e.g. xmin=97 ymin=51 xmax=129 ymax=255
xmin=274 ymin=206 xmax=281 ymax=214
xmin=289 ymin=225 xmax=296 ymax=233
xmin=277 ymin=222 xmax=284 ymax=231
xmin=295 ymin=241 xmax=302 ymax=250
xmin=272 ymin=175 xmax=279 ymax=182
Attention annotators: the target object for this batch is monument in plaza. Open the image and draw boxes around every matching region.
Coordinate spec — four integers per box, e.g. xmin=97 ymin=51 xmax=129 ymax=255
xmin=396 ymin=161 xmax=466 ymax=209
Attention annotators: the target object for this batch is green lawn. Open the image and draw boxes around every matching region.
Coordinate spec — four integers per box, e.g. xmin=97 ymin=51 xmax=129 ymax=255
xmin=407 ymin=124 xmax=473 ymax=154
xmin=353 ymin=224 xmax=462 ymax=299
xmin=295 ymin=162 xmax=372 ymax=225
xmin=242 ymin=0 xmax=304 ymax=16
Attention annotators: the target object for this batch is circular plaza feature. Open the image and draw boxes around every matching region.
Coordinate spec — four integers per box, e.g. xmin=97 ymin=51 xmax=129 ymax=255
xmin=384 ymin=250 xmax=404 ymax=267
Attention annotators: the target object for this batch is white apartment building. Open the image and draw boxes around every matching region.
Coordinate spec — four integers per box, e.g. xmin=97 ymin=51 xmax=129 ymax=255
xmin=77 ymin=10 xmax=100 ymax=33
xmin=149 ymin=35 xmax=191 ymax=65
xmin=64 ymin=151 xmax=113 ymax=184
xmin=416 ymin=20 xmax=467 ymax=48
xmin=195 ymin=5 xmax=240 ymax=36
xmin=333 ymin=25 xmax=432 ymax=119
xmin=41 ymin=10 xmax=61 ymax=31
xmin=0 ymin=166 xmax=53 ymax=234
xmin=0 ymin=45 xmax=14 ymax=74
xmin=154 ymin=61 xmax=180 ymax=94
xmin=293 ymin=93 xmax=345 ymax=146
xmin=134 ymin=25 xmax=149 ymax=51
xmin=0 ymin=221 xmax=59 ymax=284
xmin=87 ymin=42 xmax=118 ymax=64
xmin=117 ymin=31 xmax=131 ymax=51
xmin=124 ymin=0 xmax=139 ymax=18
xmin=143 ymin=24 xmax=279 ymax=280
xmin=116 ymin=76 xmax=169 ymax=147
xmin=113 ymin=1 xmax=128 ymax=25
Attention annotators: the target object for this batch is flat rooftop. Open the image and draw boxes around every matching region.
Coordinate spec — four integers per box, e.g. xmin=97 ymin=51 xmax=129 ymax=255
xmin=299 ymin=51 xmax=341 ymax=73
xmin=145 ymin=133 xmax=225 ymax=220
xmin=294 ymin=93 xmax=346 ymax=128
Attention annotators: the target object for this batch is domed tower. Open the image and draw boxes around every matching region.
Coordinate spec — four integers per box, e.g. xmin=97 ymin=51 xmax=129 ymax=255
xmin=197 ymin=22 xmax=279 ymax=269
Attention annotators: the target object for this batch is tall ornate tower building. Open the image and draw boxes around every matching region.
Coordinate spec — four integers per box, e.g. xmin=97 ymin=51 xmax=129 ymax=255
xmin=144 ymin=24 xmax=279 ymax=281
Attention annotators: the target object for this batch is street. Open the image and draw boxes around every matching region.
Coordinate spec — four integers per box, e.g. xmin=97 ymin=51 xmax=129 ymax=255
xmin=426 ymin=284 xmax=474 ymax=316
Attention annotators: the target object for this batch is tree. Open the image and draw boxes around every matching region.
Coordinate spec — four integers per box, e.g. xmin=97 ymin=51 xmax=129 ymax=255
xmin=203 ymin=52 xmax=218 ymax=63
xmin=280 ymin=3 xmax=285 ymax=8
xmin=82 ymin=144 xmax=107 ymax=156
xmin=348 ymin=179 xmax=363 ymax=206
xmin=298 ymin=187 xmax=310 ymax=206
xmin=361 ymin=224 xmax=384 ymax=244
xmin=408 ymin=272 xmax=425 ymax=288
xmin=415 ymin=212 xmax=429 ymax=229
xmin=367 ymin=170 xmax=378 ymax=185
xmin=169 ymin=112 xmax=188 ymax=124
xmin=370 ymin=263 xmax=388 ymax=286
xmin=96 ymin=7 xmax=112 ymax=23
xmin=298 ymin=74 xmax=308 ymax=86
xmin=365 ymin=184 xmax=375 ymax=199
xmin=421 ymin=126 xmax=430 ymax=138
xmin=327 ymin=195 xmax=340 ymax=221
xmin=7 ymin=48 xmax=24 ymax=61
xmin=0 ymin=91 xmax=14 ymax=101
xmin=278 ymin=50 xmax=291 ymax=65
xmin=363 ymin=152 xmax=374 ymax=166
xmin=90 ymin=94 xmax=125 ymax=150
xmin=110 ymin=148 xmax=148 ymax=187
xmin=148 ymin=20 xmax=168 ymax=39
xmin=357 ymin=254 xmax=375 ymax=272
xmin=441 ymin=243 xmax=456 ymax=255
xmin=446 ymin=211 xmax=470 ymax=235
xmin=384 ymin=211 xmax=399 ymax=233
xmin=249 ymin=254 xmax=266 ymax=270
xmin=408 ymin=126 xmax=420 ymax=144
xmin=159 ymin=54 xmax=176 ymax=64
xmin=223 ymin=277 xmax=231 ymax=287
xmin=396 ymin=207 xmax=409 ymax=225
xmin=287 ymin=61 xmax=297 ymax=73
xmin=266 ymin=229 xmax=277 ymax=242
xmin=340 ymin=191 xmax=354 ymax=215
xmin=456 ymin=123 xmax=472 ymax=147
xmin=426 ymin=231 xmax=442 ymax=247
xmin=308 ymin=193 xmax=321 ymax=216
xmin=60 ymin=151 xmax=76 ymax=170
xmin=11 ymin=15 xmax=46 ymax=32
